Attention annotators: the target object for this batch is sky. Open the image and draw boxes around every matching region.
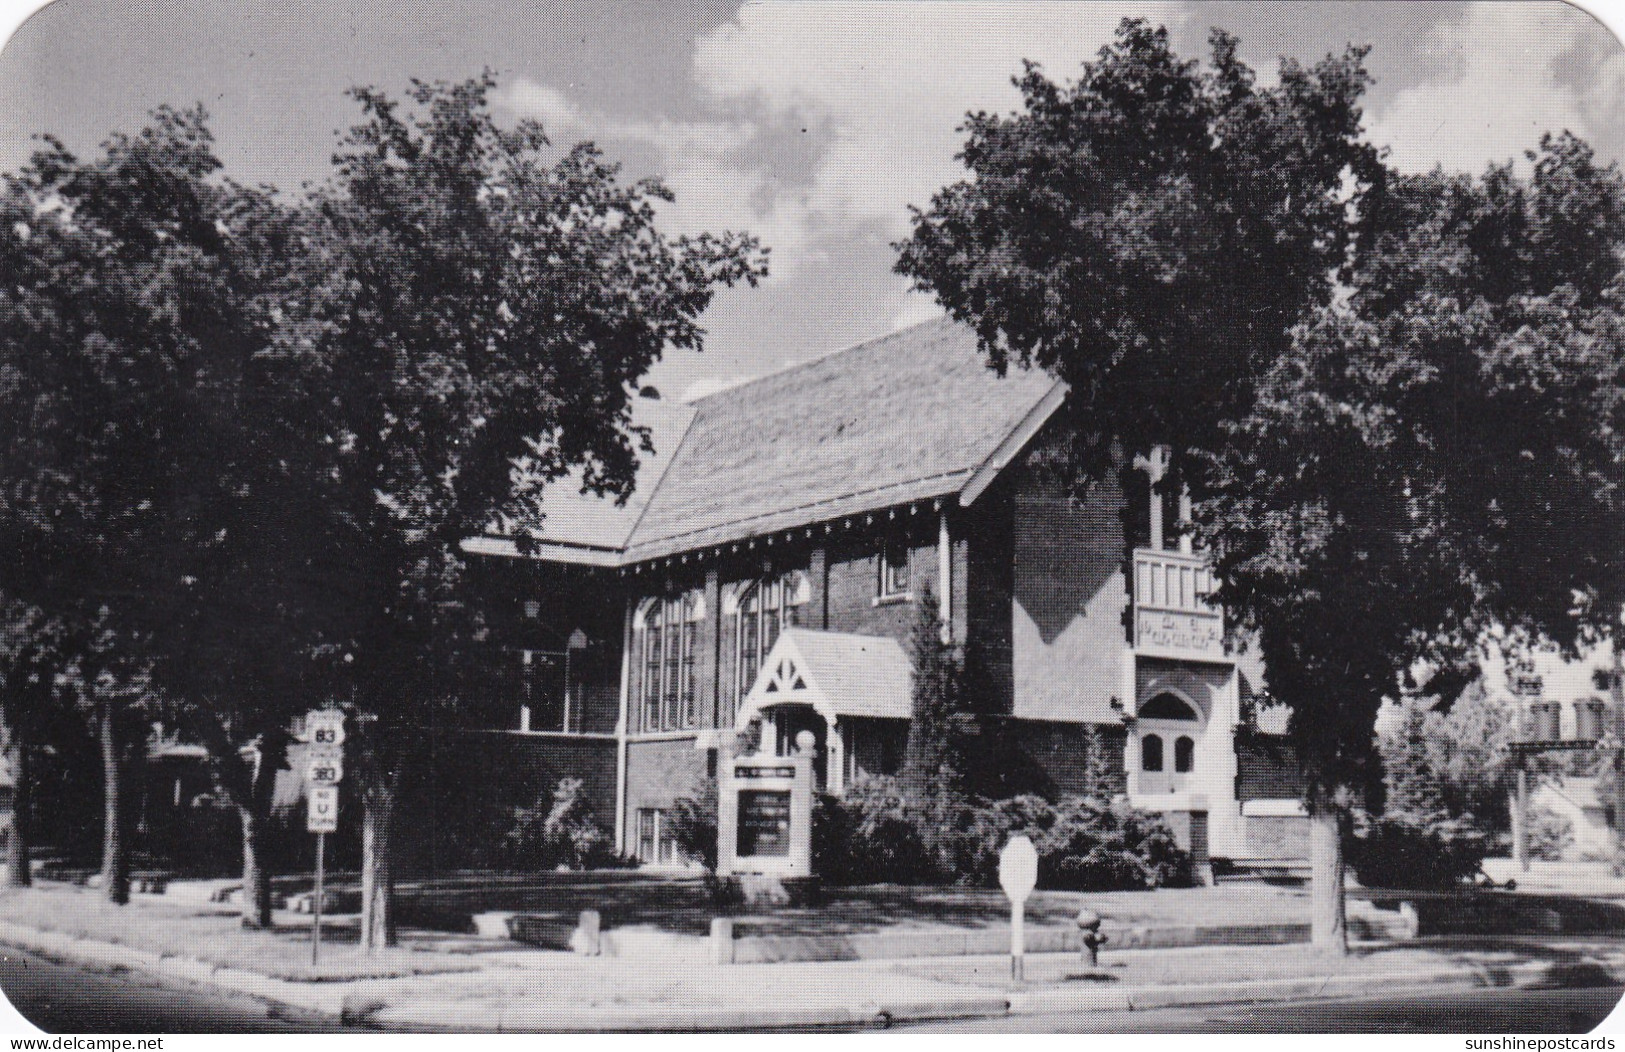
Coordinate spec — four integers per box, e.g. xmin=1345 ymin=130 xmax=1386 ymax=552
xmin=1 ymin=0 xmax=1623 ymax=400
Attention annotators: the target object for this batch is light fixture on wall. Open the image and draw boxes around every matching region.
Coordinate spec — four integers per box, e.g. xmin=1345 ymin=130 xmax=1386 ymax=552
xmin=523 ymin=600 xmax=540 ymax=619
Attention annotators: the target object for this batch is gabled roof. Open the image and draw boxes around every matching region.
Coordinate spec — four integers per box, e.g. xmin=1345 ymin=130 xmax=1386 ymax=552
xmin=738 ymin=628 xmax=913 ymax=724
xmin=471 ymin=316 xmax=1063 ymax=565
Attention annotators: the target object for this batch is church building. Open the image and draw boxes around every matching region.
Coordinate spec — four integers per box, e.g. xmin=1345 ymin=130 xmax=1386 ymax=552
xmin=444 ymin=317 xmax=1308 ymax=872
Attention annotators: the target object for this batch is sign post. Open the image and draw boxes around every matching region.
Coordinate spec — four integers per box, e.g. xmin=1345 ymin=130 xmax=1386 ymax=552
xmin=303 ymin=711 xmax=345 ymax=968
xmin=998 ymin=834 xmax=1038 ymax=981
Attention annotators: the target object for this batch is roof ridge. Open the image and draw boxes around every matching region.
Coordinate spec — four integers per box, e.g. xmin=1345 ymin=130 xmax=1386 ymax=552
xmin=687 ymin=314 xmax=951 ymax=408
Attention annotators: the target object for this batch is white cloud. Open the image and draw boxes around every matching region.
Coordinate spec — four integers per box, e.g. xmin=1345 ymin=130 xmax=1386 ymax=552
xmin=497 ymin=75 xmax=817 ymax=280
xmin=692 ymin=1 xmax=1185 ymax=241
xmin=1364 ymin=3 xmax=1618 ymax=174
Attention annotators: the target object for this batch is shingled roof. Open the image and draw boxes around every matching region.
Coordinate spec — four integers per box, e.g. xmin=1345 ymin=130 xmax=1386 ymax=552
xmin=478 ymin=316 xmax=1063 ymax=565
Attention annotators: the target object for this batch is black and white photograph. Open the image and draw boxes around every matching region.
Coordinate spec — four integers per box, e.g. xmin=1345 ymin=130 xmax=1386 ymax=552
xmin=0 ymin=0 xmax=1623 ymax=1036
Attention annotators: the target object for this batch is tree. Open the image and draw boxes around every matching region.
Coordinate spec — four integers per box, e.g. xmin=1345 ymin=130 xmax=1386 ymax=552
xmin=0 ymin=107 xmax=282 ymax=904
xmin=0 ymin=599 xmax=70 ymax=887
xmin=1378 ymin=684 xmax=1507 ymax=826
xmin=897 ymin=20 xmax=1380 ymax=487
xmin=898 ymin=19 xmax=1384 ymax=950
xmin=1198 ymin=132 xmax=1624 ymax=946
xmin=899 ymin=19 xmax=1624 ymax=953
xmin=900 ymin=589 xmax=965 ymax=872
xmin=304 ymin=74 xmax=765 ymax=951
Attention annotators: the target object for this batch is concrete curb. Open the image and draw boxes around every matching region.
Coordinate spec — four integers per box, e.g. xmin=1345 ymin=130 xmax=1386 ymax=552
xmin=367 ymin=996 xmax=1016 ymax=1032
xmin=0 ymin=921 xmax=348 ymax=1019
xmin=1006 ymin=956 xmax=1625 ymax=1016
xmin=3 ymin=917 xmax=1620 ymax=1033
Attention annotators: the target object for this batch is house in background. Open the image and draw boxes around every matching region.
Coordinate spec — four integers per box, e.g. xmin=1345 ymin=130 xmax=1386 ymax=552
xmin=1503 ymin=651 xmax=1622 ymax=864
xmin=431 ymin=318 xmax=1305 ymax=873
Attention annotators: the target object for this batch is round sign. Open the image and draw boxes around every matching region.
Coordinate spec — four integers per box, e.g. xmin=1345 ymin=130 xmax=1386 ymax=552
xmin=998 ymin=834 xmax=1039 ymax=901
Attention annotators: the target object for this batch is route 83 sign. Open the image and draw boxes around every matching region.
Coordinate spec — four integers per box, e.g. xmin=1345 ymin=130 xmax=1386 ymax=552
xmin=305 ymin=710 xmax=346 ymax=746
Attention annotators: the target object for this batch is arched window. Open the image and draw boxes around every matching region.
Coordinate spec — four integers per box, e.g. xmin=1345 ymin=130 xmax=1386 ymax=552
xmin=734 ymin=570 xmax=808 ymax=710
xmin=1174 ymin=735 xmax=1195 ymax=773
xmin=638 ymin=589 xmax=704 ymax=732
xmin=1141 ymin=733 xmax=1164 ymax=772
xmin=1138 ymin=692 xmax=1200 ymax=721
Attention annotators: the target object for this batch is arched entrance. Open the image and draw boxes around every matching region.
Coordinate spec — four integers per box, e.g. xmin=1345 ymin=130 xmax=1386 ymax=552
xmin=1135 ymin=690 xmax=1202 ymax=796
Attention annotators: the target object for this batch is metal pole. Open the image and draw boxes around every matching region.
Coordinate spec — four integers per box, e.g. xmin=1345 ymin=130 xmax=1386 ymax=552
xmin=312 ymin=831 xmax=324 ymax=967
xmin=1010 ymin=901 xmax=1025 ymax=981
xmin=1515 ymin=763 xmax=1529 ymax=873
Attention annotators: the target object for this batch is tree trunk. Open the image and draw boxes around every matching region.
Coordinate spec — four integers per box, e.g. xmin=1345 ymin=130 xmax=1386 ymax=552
xmin=5 ymin=725 xmax=30 ymax=888
xmin=99 ymin=698 xmax=130 ymax=905
xmin=1308 ymin=787 xmax=1347 ymax=955
xmin=239 ymin=808 xmax=274 ymax=928
xmin=358 ymin=779 xmax=397 ymax=953
xmin=237 ymin=734 xmax=286 ymax=929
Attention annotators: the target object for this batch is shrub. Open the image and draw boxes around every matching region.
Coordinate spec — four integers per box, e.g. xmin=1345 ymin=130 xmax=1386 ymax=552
xmin=505 ymin=777 xmax=617 ymax=870
xmin=954 ymin=793 xmax=1189 ymax=891
xmin=813 ymin=775 xmax=939 ymax=885
xmin=1347 ymin=809 xmax=1491 ymax=890
xmin=669 ymin=788 xmax=718 ymax=871
xmin=1526 ymin=805 xmax=1574 ymax=862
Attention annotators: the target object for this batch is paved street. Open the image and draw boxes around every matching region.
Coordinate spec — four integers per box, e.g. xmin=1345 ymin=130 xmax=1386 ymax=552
xmin=894 ymin=985 xmax=1625 ymax=1033
xmin=0 ymin=947 xmax=355 ymax=1034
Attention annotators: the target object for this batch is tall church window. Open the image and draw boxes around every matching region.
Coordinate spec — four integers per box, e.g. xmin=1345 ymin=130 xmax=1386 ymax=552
xmin=638 ymin=589 xmax=704 ymax=732
xmin=734 ymin=570 xmax=808 ymax=712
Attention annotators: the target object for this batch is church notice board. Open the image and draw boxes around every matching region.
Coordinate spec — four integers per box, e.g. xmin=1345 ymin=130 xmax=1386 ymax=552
xmin=718 ymin=752 xmax=813 ymax=878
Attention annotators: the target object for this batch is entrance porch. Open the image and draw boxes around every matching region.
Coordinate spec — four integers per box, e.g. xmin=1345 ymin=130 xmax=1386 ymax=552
xmin=735 ymin=628 xmax=913 ymax=793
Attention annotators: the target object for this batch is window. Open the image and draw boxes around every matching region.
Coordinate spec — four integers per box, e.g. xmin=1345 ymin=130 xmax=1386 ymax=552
xmin=1141 ymin=733 xmax=1164 ymax=772
xmin=879 ymin=537 xmax=910 ymax=597
xmin=1174 ymin=735 xmax=1195 ymax=773
xmin=634 ymin=808 xmax=679 ymax=864
xmin=636 ymin=808 xmax=658 ymax=862
xmin=734 ymin=570 xmax=806 ymax=709
xmin=475 ymin=648 xmax=570 ymax=732
xmin=638 ymin=590 xmax=704 ymax=732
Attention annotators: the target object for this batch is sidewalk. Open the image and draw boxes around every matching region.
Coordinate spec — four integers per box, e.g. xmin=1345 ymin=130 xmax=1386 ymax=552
xmin=1 ymin=884 xmax=1622 ymax=1031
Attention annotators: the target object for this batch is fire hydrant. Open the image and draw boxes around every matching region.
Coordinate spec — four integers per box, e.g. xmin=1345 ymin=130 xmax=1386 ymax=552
xmin=1075 ymin=908 xmax=1107 ymax=968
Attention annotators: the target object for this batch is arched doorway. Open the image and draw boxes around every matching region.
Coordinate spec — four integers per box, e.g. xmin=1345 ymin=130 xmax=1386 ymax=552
xmin=1135 ymin=690 xmax=1202 ymax=795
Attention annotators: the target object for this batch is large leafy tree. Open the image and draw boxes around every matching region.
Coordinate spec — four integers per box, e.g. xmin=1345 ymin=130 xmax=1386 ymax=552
xmin=899 ymin=19 xmax=1624 ymax=953
xmin=897 ymin=20 xmax=1380 ymax=486
xmin=898 ymin=20 xmax=1383 ymax=949
xmin=1203 ymin=133 xmax=1625 ymax=946
xmin=0 ymin=108 xmax=312 ymax=909
xmin=306 ymin=75 xmax=765 ymax=951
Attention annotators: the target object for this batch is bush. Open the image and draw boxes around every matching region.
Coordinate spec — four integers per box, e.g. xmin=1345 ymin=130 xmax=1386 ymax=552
xmin=814 ymin=776 xmax=940 ymax=886
xmin=1526 ymin=805 xmax=1575 ymax=862
xmin=505 ymin=777 xmax=618 ymax=870
xmin=954 ymin=793 xmax=1189 ymax=891
xmin=669 ymin=789 xmax=718 ymax=871
xmin=1347 ymin=809 xmax=1491 ymax=890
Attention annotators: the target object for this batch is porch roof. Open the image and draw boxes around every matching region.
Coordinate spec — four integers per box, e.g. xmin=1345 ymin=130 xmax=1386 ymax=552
xmin=739 ymin=628 xmax=912 ymax=726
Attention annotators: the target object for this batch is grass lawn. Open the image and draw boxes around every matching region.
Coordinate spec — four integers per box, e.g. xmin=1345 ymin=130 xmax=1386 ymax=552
xmin=395 ymin=876 xmax=1317 ymax=938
